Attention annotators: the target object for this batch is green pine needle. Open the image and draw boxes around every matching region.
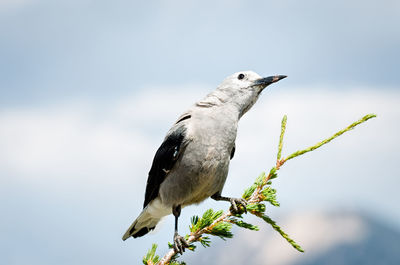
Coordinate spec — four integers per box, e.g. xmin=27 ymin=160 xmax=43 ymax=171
xmin=261 ymin=187 xmax=280 ymax=207
xmin=199 ymin=236 xmax=211 ymax=248
xmin=277 ymin=115 xmax=287 ymax=161
xmin=242 ymin=172 xmax=269 ymax=200
xmin=285 ymin=114 xmax=376 ymax=161
xmin=190 ymin=209 xmax=224 ymax=232
xmin=229 ymin=217 xmax=259 ymax=231
xmin=208 ymin=222 xmax=233 ymax=240
xmin=143 ymin=244 xmax=160 ymax=264
xmin=246 ymin=203 xmax=266 ymax=213
xmin=242 ymin=183 xmax=257 ymax=200
xmin=268 ymin=167 xmax=278 ymax=180
xmin=255 ymin=172 xmax=266 ymax=186
xmin=260 ymin=214 xmax=304 ymax=253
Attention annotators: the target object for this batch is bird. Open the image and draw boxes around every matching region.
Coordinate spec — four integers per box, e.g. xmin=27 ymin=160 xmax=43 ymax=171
xmin=122 ymin=71 xmax=286 ymax=254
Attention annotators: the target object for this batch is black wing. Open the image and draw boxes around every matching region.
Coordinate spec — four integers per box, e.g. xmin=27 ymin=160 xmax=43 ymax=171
xmin=143 ymin=128 xmax=186 ymax=208
xmin=230 ymin=143 xmax=235 ymax=160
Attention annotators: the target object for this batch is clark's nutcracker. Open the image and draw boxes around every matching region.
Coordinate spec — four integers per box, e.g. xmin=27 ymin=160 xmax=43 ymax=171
xmin=122 ymin=71 xmax=286 ymax=253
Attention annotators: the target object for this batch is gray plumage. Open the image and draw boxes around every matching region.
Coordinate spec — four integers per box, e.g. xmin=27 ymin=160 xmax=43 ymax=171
xmin=122 ymin=71 xmax=286 ymax=248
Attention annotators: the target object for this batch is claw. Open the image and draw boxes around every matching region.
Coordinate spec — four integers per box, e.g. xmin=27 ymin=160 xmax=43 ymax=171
xmin=211 ymin=194 xmax=248 ymax=214
xmin=173 ymin=232 xmax=189 ymax=255
xmin=230 ymin=198 xmax=248 ymax=214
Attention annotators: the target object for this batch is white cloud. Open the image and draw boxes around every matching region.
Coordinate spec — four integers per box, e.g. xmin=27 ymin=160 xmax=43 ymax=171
xmin=0 ymin=86 xmax=207 ymax=194
xmin=0 ymin=105 xmax=153 ymax=188
xmin=1 ymin=87 xmax=398 ymax=191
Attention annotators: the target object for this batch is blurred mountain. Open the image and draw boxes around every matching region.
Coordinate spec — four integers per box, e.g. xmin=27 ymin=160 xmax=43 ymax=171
xmin=294 ymin=211 xmax=400 ymax=265
xmin=185 ymin=210 xmax=400 ymax=265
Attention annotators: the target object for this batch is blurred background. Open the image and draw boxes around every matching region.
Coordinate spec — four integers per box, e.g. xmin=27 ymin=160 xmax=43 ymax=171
xmin=1 ymin=0 xmax=399 ymax=264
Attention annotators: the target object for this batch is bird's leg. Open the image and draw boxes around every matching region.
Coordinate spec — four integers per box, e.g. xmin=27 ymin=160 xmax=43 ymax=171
xmin=172 ymin=205 xmax=189 ymax=255
xmin=211 ymin=193 xmax=247 ymax=214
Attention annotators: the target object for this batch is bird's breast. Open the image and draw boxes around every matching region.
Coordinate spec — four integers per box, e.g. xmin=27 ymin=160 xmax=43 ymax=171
xmin=159 ymin=107 xmax=239 ymax=207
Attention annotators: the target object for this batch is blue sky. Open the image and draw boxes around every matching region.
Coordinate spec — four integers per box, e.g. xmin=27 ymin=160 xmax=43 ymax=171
xmin=1 ymin=0 xmax=399 ymax=105
xmin=1 ymin=1 xmax=399 ymax=264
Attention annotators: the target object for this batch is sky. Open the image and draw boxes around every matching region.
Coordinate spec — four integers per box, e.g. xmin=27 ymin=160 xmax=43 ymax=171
xmin=0 ymin=0 xmax=399 ymax=264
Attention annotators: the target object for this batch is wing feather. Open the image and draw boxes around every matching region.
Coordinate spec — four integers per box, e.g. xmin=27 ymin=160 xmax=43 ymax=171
xmin=143 ymin=127 xmax=187 ymax=208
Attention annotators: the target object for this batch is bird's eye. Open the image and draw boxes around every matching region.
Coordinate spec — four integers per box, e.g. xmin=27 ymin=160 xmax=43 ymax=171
xmin=238 ymin=73 xmax=245 ymax=80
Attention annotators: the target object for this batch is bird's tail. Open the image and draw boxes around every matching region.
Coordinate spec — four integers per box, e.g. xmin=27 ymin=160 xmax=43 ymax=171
xmin=122 ymin=198 xmax=171 ymax=241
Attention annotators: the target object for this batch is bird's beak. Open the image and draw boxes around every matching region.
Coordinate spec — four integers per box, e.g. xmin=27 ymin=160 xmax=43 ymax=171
xmin=253 ymin=75 xmax=287 ymax=88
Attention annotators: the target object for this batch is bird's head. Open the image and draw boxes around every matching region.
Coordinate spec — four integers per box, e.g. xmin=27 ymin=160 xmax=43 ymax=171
xmin=216 ymin=71 xmax=287 ymax=117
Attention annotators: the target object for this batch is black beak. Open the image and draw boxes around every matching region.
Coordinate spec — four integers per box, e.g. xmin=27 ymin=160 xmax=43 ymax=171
xmin=253 ymin=75 xmax=287 ymax=87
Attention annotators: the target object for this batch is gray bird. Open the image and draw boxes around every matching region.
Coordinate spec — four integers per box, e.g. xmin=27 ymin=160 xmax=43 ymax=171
xmin=122 ymin=71 xmax=286 ymax=253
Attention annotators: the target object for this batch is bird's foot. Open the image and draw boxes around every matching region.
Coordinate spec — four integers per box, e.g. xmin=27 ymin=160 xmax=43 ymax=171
xmin=173 ymin=232 xmax=189 ymax=255
xmin=229 ymin=197 xmax=248 ymax=214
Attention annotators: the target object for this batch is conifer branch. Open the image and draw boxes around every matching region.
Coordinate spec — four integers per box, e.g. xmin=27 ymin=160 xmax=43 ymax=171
xmin=284 ymin=114 xmax=376 ymax=162
xmin=143 ymin=113 xmax=376 ymax=265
